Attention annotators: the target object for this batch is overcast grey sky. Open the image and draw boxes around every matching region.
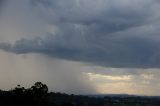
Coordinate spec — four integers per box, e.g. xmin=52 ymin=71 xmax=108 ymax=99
xmin=0 ymin=0 xmax=160 ymax=95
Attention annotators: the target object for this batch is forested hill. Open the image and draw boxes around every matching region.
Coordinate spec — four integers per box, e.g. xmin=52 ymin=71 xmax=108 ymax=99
xmin=0 ymin=82 xmax=160 ymax=106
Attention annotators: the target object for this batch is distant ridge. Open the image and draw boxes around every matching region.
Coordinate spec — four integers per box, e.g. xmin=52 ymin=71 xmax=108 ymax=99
xmin=87 ymin=94 xmax=160 ymax=98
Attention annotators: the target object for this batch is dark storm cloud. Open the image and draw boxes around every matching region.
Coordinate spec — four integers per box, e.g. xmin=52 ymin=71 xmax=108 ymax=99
xmin=0 ymin=0 xmax=5 ymax=10
xmin=1 ymin=0 xmax=160 ymax=68
xmin=1 ymin=34 xmax=160 ymax=68
xmin=30 ymin=0 xmax=157 ymax=34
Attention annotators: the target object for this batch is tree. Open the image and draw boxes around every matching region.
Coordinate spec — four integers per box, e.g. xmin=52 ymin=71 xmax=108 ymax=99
xmin=30 ymin=82 xmax=49 ymax=106
xmin=31 ymin=82 xmax=48 ymax=96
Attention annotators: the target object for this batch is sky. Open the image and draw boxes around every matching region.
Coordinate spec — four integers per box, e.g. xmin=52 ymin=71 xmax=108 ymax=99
xmin=0 ymin=0 xmax=160 ymax=95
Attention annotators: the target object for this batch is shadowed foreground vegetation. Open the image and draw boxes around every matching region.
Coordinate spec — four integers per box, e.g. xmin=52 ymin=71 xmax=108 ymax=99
xmin=0 ymin=82 xmax=160 ymax=106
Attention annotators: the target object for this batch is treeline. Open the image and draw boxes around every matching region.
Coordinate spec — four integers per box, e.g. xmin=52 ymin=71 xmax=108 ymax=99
xmin=0 ymin=82 xmax=160 ymax=106
xmin=0 ymin=82 xmax=51 ymax=106
xmin=0 ymin=82 xmax=103 ymax=106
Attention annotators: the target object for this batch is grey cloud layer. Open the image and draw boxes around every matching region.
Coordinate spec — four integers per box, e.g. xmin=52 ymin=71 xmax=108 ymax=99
xmin=1 ymin=0 xmax=160 ymax=68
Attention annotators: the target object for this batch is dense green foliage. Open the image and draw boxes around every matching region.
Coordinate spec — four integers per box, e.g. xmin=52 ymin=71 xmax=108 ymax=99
xmin=0 ymin=82 xmax=160 ymax=106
